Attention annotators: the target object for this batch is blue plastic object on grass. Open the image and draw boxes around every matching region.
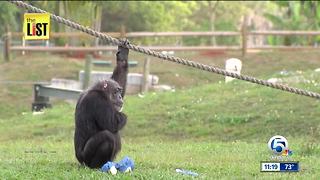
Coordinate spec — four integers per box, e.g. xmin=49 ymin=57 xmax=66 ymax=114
xmin=101 ymin=156 xmax=134 ymax=174
xmin=101 ymin=161 xmax=116 ymax=172
xmin=115 ymin=156 xmax=135 ymax=172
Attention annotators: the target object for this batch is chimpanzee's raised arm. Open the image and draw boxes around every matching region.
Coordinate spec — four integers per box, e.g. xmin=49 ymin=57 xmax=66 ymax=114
xmin=111 ymin=40 xmax=129 ymax=97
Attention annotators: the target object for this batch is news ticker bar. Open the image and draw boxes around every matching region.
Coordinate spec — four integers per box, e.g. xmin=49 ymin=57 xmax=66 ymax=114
xmin=261 ymin=161 xmax=299 ymax=172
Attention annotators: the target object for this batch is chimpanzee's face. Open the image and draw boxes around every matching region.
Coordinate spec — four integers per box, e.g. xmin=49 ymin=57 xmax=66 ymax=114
xmin=104 ymin=80 xmax=123 ymax=112
xmin=110 ymin=87 xmax=123 ymax=112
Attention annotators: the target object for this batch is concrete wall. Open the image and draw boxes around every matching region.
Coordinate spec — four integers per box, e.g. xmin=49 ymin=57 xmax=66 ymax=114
xmin=79 ymin=71 xmax=159 ymax=94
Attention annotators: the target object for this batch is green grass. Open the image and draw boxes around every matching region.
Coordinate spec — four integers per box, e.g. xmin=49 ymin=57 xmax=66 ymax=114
xmin=0 ymin=51 xmax=320 ymax=179
xmin=1 ymin=138 xmax=319 ymax=179
xmin=0 ymin=110 xmax=319 ymax=179
xmin=0 ymin=79 xmax=320 ymax=179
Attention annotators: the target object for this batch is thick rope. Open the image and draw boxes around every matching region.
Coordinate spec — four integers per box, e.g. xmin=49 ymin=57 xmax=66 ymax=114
xmin=9 ymin=0 xmax=320 ymax=99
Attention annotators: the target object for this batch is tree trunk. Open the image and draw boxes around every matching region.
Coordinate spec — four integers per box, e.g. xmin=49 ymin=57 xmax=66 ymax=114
xmin=209 ymin=1 xmax=217 ymax=46
xmin=93 ymin=5 xmax=102 ymax=46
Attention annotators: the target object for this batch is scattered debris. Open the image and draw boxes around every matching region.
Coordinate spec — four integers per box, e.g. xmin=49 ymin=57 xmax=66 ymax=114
xmin=32 ymin=111 xmax=44 ymax=115
xmin=151 ymin=85 xmax=174 ymax=92
xmin=267 ymin=78 xmax=282 ymax=83
xmin=279 ymin=70 xmax=290 ymax=76
xmin=161 ymin=51 xmax=175 ymax=55
xmin=176 ymin=168 xmax=199 ymax=177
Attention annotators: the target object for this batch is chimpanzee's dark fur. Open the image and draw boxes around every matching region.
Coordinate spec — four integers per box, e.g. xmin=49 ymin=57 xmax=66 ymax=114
xmin=74 ymin=41 xmax=129 ymax=168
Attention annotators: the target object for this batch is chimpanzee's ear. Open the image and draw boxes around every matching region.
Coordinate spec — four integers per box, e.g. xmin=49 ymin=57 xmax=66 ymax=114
xmin=103 ymin=80 xmax=108 ymax=89
xmin=103 ymin=83 xmax=108 ymax=89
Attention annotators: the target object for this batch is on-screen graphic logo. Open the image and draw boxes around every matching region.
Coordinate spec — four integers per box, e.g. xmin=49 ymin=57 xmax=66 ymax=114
xmin=23 ymin=13 xmax=50 ymax=40
xmin=268 ymin=135 xmax=293 ymax=156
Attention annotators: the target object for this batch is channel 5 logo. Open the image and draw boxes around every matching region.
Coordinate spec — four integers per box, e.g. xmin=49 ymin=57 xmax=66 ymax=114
xmin=268 ymin=135 xmax=292 ymax=156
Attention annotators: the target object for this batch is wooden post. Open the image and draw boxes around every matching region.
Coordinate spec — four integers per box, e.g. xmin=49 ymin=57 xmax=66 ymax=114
xmin=141 ymin=57 xmax=150 ymax=93
xmin=83 ymin=54 xmax=92 ymax=90
xmin=4 ymin=25 xmax=11 ymax=62
xmin=241 ymin=16 xmax=248 ymax=57
xmin=45 ymin=40 xmax=50 ymax=55
xmin=45 ymin=40 xmax=50 ymax=47
xmin=209 ymin=1 xmax=217 ymax=46
xmin=21 ymin=10 xmax=26 ymax=56
xmin=120 ymin=25 xmax=126 ymax=39
xmin=22 ymin=38 xmax=26 ymax=55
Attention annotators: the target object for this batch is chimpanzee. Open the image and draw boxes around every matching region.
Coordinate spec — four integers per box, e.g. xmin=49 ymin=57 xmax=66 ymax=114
xmin=74 ymin=40 xmax=129 ymax=169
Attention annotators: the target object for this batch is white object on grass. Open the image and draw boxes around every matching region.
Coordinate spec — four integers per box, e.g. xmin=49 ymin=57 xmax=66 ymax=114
xmin=124 ymin=167 xmax=132 ymax=173
xmin=267 ymin=78 xmax=282 ymax=83
xmin=176 ymin=168 xmax=198 ymax=176
xmin=109 ymin=166 xmax=117 ymax=175
xmin=225 ymin=58 xmax=242 ymax=83
xmin=32 ymin=111 xmax=44 ymax=115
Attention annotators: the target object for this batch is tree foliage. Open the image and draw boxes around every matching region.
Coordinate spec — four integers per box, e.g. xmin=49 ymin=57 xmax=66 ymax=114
xmin=0 ymin=2 xmax=19 ymax=35
xmin=101 ymin=1 xmax=195 ymax=32
xmin=1 ymin=1 xmax=320 ymax=46
xmin=264 ymin=1 xmax=320 ymax=45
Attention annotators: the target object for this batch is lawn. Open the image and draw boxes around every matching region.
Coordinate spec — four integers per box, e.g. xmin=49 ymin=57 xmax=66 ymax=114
xmin=0 ymin=51 xmax=320 ymax=179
